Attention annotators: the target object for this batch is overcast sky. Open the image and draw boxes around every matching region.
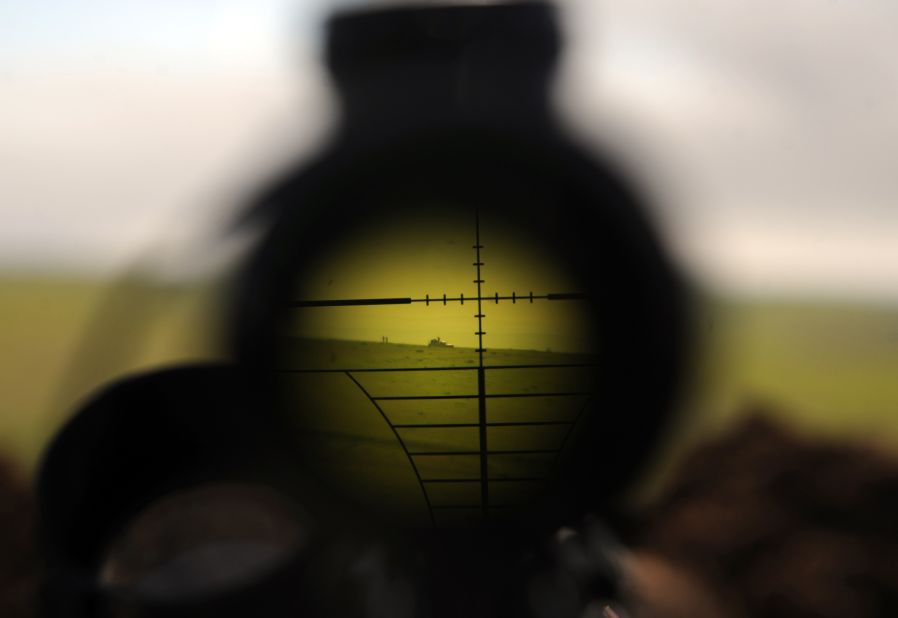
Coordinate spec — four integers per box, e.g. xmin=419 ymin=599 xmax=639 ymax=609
xmin=2 ymin=0 xmax=897 ymax=302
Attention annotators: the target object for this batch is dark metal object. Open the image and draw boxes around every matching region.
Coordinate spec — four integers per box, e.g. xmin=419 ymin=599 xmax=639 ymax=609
xmin=37 ymin=2 xmax=691 ymax=617
xmin=36 ymin=366 xmax=331 ymax=618
xmin=229 ymin=0 xmax=690 ymax=527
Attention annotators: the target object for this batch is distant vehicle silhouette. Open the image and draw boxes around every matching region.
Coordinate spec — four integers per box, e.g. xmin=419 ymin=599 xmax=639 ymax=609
xmin=427 ymin=337 xmax=453 ymax=348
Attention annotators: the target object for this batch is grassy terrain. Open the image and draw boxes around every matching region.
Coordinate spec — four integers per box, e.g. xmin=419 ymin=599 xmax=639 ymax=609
xmin=0 ymin=275 xmax=226 ymax=472
xmin=1 ymin=274 xmax=897 ymax=509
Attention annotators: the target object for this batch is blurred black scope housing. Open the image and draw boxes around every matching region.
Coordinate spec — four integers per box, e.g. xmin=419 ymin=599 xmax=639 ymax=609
xmin=37 ymin=2 xmax=693 ymax=617
xmin=326 ymin=0 xmax=560 ymax=129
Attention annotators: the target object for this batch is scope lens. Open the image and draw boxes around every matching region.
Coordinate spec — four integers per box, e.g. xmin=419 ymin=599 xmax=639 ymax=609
xmin=101 ymin=483 xmax=307 ymax=603
xmin=268 ymin=201 xmax=600 ymax=528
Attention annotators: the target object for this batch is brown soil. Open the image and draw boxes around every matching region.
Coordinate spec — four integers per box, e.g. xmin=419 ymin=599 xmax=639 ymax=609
xmin=0 ymin=455 xmax=38 ymax=618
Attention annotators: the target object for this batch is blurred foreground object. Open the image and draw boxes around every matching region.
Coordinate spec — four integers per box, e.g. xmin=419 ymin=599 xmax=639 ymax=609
xmin=0 ymin=455 xmax=37 ymax=618
xmin=229 ymin=0 xmax=689 ymax=528
xmin=36 ymin=1 xmax=690 ymax=616
xmin=629 ymin=406 xmax=898 ymax=617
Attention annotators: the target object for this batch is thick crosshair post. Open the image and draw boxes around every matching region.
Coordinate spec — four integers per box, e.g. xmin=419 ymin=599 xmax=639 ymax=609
xmin=473 ymin=209 xmax=489 ymax=517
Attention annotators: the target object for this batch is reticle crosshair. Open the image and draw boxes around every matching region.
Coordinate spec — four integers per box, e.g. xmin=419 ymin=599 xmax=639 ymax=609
xmin=278 ymin=207 xmax=600 ymax=528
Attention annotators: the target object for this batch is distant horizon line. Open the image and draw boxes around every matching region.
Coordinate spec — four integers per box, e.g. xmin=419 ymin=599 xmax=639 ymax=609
xmin=285 ymin=334 xmax=595 ymax=356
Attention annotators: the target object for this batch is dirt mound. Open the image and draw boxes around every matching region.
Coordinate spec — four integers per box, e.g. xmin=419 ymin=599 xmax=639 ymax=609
xmin=633 ymin=405 xmax=898 ymax=617
xmin=0 ymin=455 xmax=37 ymax=618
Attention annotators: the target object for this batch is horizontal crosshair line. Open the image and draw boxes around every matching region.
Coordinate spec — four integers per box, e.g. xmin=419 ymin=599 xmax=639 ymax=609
xmin=290 ymin=297 xmax=412 ymax=307
xmin=289 ymin=292 xmax=586 ymax=307
xmin=408 ymin=449 xmax=560 ymax=456
xmin=430 ymin=505 xmax=528 ymax=509
xmin=281 ymin=365 xmax=479 ymax=373
xmin=480 ymin=363 xmax=598 ymax=369
xmin=394 ymin=420 xmax=573 ymax=428
xmin=374 ymin=392 xmax=590 ymax=401
xmin=431 ymin=505 xmax=482 ymax=509
xmin=278 ymin=363 xmax=599 ymax=374
xmin=420 ymin=477 xmax=549 ymax=483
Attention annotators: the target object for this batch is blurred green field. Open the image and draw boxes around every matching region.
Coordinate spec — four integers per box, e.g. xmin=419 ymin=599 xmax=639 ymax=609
xmin=683 ymin=297 xmax=898 ymax=439
xmin=2 ymin=274 xmax=897 ymax=505
xmin=0 ymin=275 xmax=225 ymax=472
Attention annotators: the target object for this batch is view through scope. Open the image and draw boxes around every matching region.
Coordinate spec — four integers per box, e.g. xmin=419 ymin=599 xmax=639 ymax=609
xmin=279 ymin=204 xmax=600 ymax=527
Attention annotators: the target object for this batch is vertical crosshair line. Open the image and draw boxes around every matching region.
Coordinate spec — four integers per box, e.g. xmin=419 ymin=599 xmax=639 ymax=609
xmin=473 ymin=208 xmax=488 ymax=517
